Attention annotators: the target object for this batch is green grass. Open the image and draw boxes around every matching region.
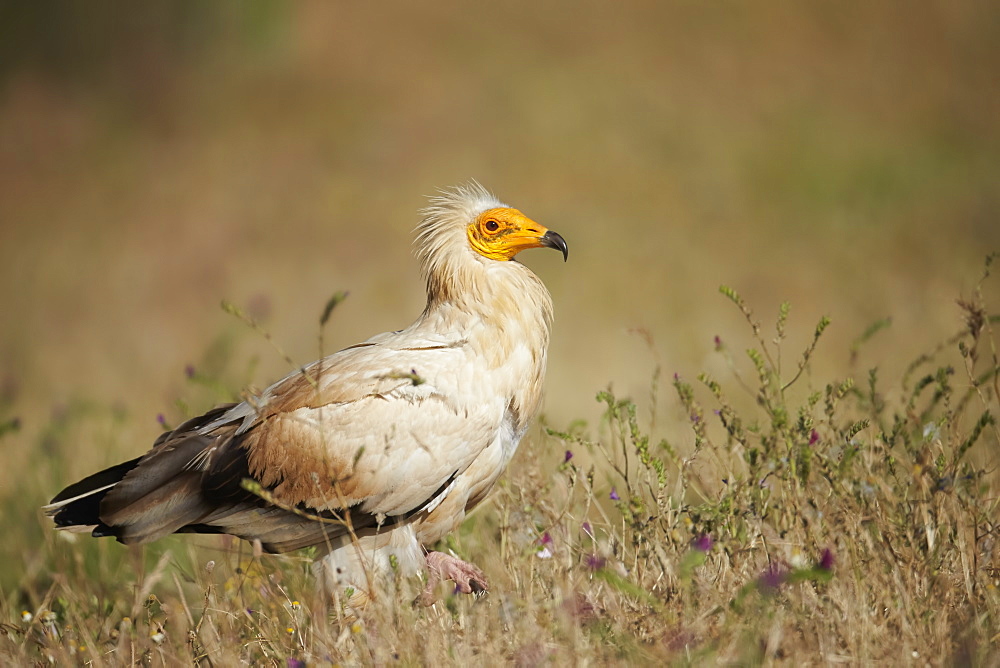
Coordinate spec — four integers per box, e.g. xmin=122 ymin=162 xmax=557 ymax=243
xmin=3 ymin=257 xmax=997 ymax=665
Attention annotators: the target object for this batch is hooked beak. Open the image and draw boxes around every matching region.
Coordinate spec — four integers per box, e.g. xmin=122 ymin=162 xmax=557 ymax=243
xmin=540 ymin=230 xmax=569 ymax=262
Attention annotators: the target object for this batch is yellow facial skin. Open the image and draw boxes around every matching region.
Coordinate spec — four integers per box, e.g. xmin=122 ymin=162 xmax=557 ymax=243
xmin=466 ymin=207 xmax=568 ymax=262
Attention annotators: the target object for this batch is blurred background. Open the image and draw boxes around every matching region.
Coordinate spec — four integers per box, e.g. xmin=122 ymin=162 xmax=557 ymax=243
xmin=1 ymin=1 xmax=998 ymax=546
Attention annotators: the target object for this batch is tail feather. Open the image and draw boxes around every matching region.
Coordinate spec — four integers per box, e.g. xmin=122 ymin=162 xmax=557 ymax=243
xmin=45 ymin=404 xmax=239 ymax=534
xmin=44 ymin=457 xmax=143 ymax=531
xmin=46 ymin=405 xmax=241 ymax=545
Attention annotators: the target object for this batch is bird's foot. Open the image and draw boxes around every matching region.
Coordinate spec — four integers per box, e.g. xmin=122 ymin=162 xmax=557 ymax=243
xmin=418 ymin=551 xmax=488 ymax=606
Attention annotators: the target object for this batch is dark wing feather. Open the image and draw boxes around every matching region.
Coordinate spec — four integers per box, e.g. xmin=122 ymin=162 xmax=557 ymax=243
xmin=46 ymin=457 xmax=143 ymax=531
xmin=45 ymin=405 xmax=239 ymax=529
xmin=46 ymin=402 xmax=380 ymax=553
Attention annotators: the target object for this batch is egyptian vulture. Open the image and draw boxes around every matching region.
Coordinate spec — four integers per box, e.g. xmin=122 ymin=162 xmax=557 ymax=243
xmin=45 ymin=182 xmax=567 ymax=608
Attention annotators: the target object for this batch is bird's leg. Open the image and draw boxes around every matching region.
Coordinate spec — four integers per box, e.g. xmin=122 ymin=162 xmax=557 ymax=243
xmin=418 ymin=551 xmax=488 ymax=605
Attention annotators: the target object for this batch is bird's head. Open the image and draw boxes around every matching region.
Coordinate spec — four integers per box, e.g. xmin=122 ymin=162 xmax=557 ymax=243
xmin=466 ymin=207 xmax=568 ymax=263
xmin=415 ymin=182 xmax=568 ymax=303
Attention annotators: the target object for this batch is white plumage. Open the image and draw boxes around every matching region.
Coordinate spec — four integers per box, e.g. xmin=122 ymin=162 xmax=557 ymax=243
xmin=45 ymin=182 xmax=567 ymax=608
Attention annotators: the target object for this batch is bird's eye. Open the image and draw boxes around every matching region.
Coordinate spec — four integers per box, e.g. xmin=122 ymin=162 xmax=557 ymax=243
xmin=484 ymin=220 xmax=500 ymax=233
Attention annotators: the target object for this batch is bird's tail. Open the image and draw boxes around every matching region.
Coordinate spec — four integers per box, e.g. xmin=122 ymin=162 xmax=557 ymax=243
xmin=44 ymin=403 xmax=356 ymax=553
xmin=43 ymin=404 xmax=239 ymax=542
xmin=43 ymin=457 xmax=143 ymax=534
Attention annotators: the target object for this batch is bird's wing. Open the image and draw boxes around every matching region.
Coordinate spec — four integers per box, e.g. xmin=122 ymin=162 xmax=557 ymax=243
xmin=236 ymin=338 xmax=501 ymax=517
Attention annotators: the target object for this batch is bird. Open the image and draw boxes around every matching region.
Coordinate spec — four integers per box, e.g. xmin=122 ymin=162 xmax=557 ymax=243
xmin=44 ymin=181 xmax=567 ymax=610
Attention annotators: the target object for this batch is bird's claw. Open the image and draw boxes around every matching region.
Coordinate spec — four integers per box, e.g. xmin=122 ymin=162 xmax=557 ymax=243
xmin=418 ymin=551 xmax=488 ymax=606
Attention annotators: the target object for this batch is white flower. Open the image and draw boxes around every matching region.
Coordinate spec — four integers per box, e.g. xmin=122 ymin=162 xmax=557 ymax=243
xmin=922 ymin=422 xmax=941 ymax=442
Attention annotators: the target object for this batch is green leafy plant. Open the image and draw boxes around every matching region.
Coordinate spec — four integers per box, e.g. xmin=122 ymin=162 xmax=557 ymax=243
xmin=4 ymin=263 xmax=998 ymax=665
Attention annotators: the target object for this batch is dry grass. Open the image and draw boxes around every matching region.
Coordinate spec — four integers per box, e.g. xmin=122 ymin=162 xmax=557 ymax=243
xmin=2 ymin=260 xmax=998 ymax=665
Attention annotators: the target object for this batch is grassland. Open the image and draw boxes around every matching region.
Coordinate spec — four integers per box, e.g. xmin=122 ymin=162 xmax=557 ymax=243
xmin=2 ymin=2 xmax=999 ymax=665
xmin=3 ymin=265 xmax=999 ymax=665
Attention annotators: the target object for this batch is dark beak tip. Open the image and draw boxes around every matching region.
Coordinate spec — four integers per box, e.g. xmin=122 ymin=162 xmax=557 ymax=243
xmin=542 ymin=230 xmax=569 ymax=262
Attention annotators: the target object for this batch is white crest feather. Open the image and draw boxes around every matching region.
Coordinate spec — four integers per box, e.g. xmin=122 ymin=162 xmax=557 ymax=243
xmin=414 ymin=180 xmax=505 ymax=284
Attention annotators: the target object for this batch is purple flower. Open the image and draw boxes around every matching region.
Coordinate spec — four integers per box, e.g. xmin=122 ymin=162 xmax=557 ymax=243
xmin=156 ymin=413 xmax=166 ymax=426
xmin=714 ymin=335 xmax=722 ymax=350
xmin=818 ymin=548 xmax=835 ymax=571
xmin=692 ymin=534 xmax=713 ymax=553
xmin=609 ymin=487 xmax=620 ymax=501
xmin=535 ymin=532 xmax=554 ymax=558
xmin=585 ymin=554 xmax=606 ymax=571
xmin=564 ymin=450 xmax=574 ymax=463
xmin=287 ymin=659 xmax=305 ymax=668
xmin=758 ymin=564 xmax=788 ymax=592
xmin=809 ymin=429 xmax=819 ymax=445
xmin=582 ymin=522 xmax=593 ymax=537
xmin=184 ymin=364 xmax=196 ymax=379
